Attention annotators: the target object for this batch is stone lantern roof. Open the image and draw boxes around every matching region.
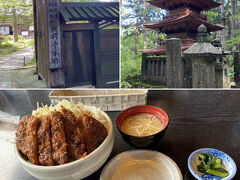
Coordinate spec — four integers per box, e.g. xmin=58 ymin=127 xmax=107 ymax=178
xmin=183 ymin=24 xmax=223 ymax=57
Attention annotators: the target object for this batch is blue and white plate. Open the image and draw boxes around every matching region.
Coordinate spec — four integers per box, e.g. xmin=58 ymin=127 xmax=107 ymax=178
xmin=188 ymin=148 xmax=237 ymax=180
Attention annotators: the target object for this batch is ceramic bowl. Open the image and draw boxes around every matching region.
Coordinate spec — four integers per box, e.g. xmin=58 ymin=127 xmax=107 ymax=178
xmin=15 ymin=110 xmax=114 ymax=180
xmin=188 ymin=148 xmax=237 ymax=180
xmin=116 ymin=105 xmax=169 ymax=148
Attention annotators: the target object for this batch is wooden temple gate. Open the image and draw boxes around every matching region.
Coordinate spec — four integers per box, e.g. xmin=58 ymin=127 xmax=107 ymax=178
xmin=33 ymin=0 xmax=119 ymax=88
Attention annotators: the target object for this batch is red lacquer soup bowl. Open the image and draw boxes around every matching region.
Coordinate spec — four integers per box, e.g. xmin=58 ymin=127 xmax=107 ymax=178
xmin=116 ymin=105 xmax=170 ymax=148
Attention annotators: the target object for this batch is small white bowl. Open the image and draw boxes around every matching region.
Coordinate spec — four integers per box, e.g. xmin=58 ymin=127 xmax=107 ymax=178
xmin=15 ymin=110 xmax=114 ymax=180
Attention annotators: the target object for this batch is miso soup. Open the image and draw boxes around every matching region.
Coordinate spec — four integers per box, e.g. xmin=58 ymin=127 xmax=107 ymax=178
xmin=121 ymin=113 xmax=164 ymax=136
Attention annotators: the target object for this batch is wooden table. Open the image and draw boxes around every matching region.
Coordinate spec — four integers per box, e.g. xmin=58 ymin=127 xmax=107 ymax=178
xmin=0 ymin=90 xmax=239 ymax=180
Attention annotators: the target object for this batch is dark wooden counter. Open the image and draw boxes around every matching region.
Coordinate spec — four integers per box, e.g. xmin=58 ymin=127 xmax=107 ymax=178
xmin=0 ymin=90 xmax=239 ymax=180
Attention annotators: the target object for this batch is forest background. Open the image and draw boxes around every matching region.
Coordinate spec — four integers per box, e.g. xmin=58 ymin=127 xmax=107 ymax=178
xmin=121 ymin=0 xmax=240 ymax=88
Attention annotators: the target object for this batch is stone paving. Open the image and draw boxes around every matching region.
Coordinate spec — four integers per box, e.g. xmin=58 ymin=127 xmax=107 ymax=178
xmin=0 ymin=46 xmax=47 ymax=88
xmin=0 ymin=46 xmax=34 ymax=69
xmin=0 ymin=69 xmax=12 ymax=88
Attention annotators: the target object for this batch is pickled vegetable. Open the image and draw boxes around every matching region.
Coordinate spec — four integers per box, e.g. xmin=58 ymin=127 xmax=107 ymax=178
xmin=197 ymin=153 xmax=229 ymax=178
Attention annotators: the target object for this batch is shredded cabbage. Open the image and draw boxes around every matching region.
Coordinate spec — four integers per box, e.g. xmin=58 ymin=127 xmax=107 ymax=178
xmin=32 ymin=100 xmax=109 ymax=130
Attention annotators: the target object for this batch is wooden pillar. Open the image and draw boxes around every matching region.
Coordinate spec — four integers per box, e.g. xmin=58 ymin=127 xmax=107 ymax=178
xmin=166 ymin=38 xmax=184 ymax=88
xmin=93 ymin=21 xmax=101 ymax=88
xmin=33 ymin=0 xmax=38 ymax=71
xmin=48 ymin=0 xmax=65 ymax=87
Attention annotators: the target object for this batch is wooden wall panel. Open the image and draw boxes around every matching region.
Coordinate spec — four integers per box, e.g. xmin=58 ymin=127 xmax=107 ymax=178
xmin=36 ymin=0 xmax=50 ymax=84
xmin=99 ymin=29 xmax=119 ymax=88
xmin=63 ymin=30 xmax=94 ymax=87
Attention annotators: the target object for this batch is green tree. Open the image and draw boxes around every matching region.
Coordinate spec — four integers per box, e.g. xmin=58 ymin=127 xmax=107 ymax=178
xmin=0 ymin=0 xmax=33 ymax=42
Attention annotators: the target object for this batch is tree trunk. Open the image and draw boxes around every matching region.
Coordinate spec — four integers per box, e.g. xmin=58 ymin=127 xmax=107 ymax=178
xmin=134 ymin=1 xmax=140 ymax=61
xmin=12 ymin=8 xmax=18 ymax=42
xmin=236 ymin=0 xmax=240 ymax=51
xmin=231 ymin=0 xmax=236 ymax=38
xmin=143 ymin=0 xmax=148 ymax=49
xmin=221 ymin=0 xmax=226 ymax=49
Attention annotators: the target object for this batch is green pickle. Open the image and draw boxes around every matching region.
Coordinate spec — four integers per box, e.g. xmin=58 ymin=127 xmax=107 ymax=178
xmin=206 ymin=169 xmax=229 ymax=178
xmin=197 ymin=153 xmax=229 ymax=178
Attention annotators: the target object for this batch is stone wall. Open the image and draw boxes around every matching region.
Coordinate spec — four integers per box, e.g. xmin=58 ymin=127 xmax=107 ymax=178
xmin=141 ymin=54 xmax=167 ymax=86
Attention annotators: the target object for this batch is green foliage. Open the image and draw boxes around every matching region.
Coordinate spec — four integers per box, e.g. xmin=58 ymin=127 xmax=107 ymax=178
xmin=0 ymin=35 xmax=34 ymax=57
xmin=205 ymin=9 xmax=221 ymax=25
xmin=226 ymin=28 xmax=240 ymax=50
xmin=0 ymin=0 xmax=33 ymax=29
xmin=228 ymin=55 xmax=235 ymax=81
xmin=121 ymin=0 xmax=167 ymax=88
xmin=121 ymin=30 xmax=166 ymax=88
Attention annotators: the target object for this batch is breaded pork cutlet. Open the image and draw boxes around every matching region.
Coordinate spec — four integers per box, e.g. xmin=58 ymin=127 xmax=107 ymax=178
xmin=38 ymin=116 xmax=54 ymax=166
xmin=16 ymin=115 xmax=39 ymax=165
xmin=61 ymin=106 xmax=87 ymax=160
xmin=50 ymin=111 xmax=68 ymax=165
xmin=81 ymin=114 xmax=108 ymax=153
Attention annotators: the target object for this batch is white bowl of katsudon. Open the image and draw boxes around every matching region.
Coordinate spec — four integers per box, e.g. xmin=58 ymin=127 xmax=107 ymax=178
xmin=15 ymin=100 xmax=114 ymax=180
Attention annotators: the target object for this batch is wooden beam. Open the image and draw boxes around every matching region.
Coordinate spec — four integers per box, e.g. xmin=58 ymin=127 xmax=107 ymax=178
xmin=33 ymin=0 xmax=38 ymax=71
xmin=99 ymin=21 xmax=118 ymax=29
xmin=93 ymin=21 xmax=101 ymax=87
xmin=60 ymin=2 xmax=119 ymax=8
xmin=62 ymin=23 xmax=94 ymax=31
xmin=48 ymin=0 xmax=65 ymax=87
xmin=48 ymin=0 xmax=62 ymax=69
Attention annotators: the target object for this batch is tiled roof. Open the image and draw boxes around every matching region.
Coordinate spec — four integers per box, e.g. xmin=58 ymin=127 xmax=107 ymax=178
xmin=144 ymin=9 xmax=225 ymax=33
xmin=148 ymin=0 xmax=221 ymax=11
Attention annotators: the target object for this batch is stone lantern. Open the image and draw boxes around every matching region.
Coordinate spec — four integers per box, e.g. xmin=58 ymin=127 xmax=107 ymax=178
xmin=212 ymin=38 xmax=231 ymax=88
xmin=183 ymin=24 xmax=224 ymax=88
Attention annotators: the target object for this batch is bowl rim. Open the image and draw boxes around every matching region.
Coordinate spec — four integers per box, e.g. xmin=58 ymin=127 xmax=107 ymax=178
xmin=187 ymin=148 xmax=237 ymax=180
xmin=15 ymin=110 xmax=113 ymax=170
xmin=100 ymin=149 xmax=183 ymax=180
xmin=116 ymin=105 xmax=170 ymax=138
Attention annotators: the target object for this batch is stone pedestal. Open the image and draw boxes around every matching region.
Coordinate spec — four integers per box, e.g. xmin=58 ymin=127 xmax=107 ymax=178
xmin=183 ymin=24 xmax=224 ymax=88
xmin=191 ymin=57 xmax=216 ymax=88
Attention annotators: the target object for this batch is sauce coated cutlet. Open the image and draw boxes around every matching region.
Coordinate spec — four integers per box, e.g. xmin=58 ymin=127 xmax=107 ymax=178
xmin=16 ymin=115 xmax=39 ymax=165
xmin=81 ymin=114 xmax=108 ymax=153
xmin=61 ymin=106 xmax=87 ymax=160
xmin=50 ymin=111 xmax=68 ymax=165
xmin=38 ymin=116 xmax=54 ymax=166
